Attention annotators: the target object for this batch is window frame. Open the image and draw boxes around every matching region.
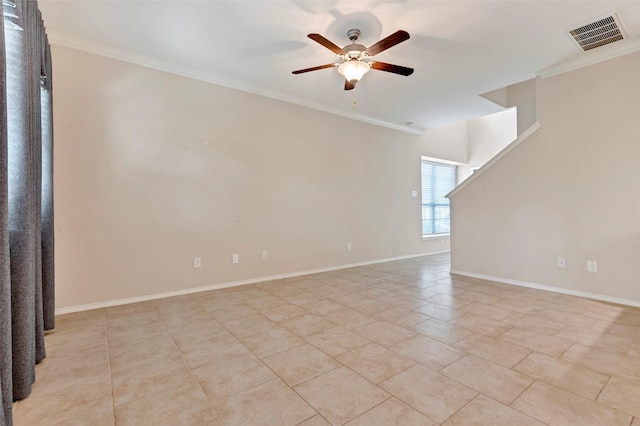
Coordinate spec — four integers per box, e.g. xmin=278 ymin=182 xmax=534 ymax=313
xmin=421 ymin=158 xmax=456 ymax=238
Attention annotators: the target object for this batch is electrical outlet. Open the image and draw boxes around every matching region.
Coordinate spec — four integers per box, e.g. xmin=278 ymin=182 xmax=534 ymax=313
xmin=193 ymin=257 xmax=201 ymax=268
xmin=261 ymin=251 xmax=267 ymax=260
xmin=557 ymin=257 xmax=566 ymax=268
xmin=587 ymin=260 xmax=598 ymax=272
xmin=232 ymin=253 xmax=239 ymax=264
xmin=347 ymin=242 xmax=352 ymax=251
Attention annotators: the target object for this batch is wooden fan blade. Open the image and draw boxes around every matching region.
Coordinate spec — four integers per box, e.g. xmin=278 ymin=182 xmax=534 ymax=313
xmin=308 ymin=33 xmax=345 ymax=54
xmin=371 ymin=61 xmax=414 ymax=76
xmin=366 ymin=30 xmax=410 ymax=56
xmin=292 ymin=63 xmax=337 ymax=74
xmin=344 ymin=80 xmax=355 ymax=91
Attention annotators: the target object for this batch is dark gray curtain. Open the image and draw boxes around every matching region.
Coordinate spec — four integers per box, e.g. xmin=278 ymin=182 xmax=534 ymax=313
xmin=0 ymin=3 xmax=10 ymax=425
xmin=1 ymin=0 xmax=54 ymax=424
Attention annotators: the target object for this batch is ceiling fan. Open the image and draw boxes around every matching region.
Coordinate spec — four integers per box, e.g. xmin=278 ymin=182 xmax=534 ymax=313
xmin=292 ymin=28 xmax=414 ymax=90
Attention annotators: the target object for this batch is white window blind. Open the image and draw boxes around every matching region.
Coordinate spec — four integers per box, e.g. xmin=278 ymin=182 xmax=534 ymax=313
xmin=421 ymin=160 xmax=456 ymax=236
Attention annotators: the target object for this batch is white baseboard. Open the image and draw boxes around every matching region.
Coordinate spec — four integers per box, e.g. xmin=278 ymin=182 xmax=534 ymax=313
xmin=450 ymin=269 xmax=640 ymax=308
xmin=56 ymin=250 xmax=450 ymax=315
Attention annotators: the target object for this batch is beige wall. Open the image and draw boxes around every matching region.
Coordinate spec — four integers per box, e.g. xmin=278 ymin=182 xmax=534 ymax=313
xmin=52 ymin=45 xmax=451 ymax=310
xmin=450 ymin=52 xmax=640 ymax=304
xmin=419 ymin=108 xmax=517 ymax=182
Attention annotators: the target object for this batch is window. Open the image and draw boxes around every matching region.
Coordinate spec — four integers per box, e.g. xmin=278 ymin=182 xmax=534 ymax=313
xmin=421 ymin=159 xmax=456 ymax=236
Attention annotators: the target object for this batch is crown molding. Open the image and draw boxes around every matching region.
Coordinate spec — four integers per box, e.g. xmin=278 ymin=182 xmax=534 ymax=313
xmin=537 ymin=38 xmax=640 ymax=79
xmin=47 ymin=31 xmax=421 ymax=136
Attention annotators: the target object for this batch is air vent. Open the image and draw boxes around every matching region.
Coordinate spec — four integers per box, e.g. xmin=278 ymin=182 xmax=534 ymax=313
xmin=567 ymin=13 xmax=627 ymax=51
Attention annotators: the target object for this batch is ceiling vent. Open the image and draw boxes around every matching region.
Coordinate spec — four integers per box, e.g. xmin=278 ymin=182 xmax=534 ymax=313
xmin=567 ymin=13 xmax=627 ymax=52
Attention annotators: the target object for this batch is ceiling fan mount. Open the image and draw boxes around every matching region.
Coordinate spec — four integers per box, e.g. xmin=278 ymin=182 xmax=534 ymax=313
xmin=292 ymin=28 xmax=414 ymax=90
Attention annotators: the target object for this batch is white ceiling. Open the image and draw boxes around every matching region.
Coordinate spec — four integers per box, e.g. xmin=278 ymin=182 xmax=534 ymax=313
xmin=39 ymin=0 xmax=640 ymax=132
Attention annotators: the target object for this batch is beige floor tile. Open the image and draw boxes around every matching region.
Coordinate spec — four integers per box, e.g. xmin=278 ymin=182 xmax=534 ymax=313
xmin=243 ymin=295 xmax=289 ymax=310
xmin=294 ymin=367 xmax=390 ymax=425
xmin=166 ymin=317 xmax=230 ymax=344
xmin=261 ymin=303 xmax=307 ymax=322
xmin=193 ymin=352 xmax=276 ymax=402
xmin=13 ymin=371 xmax=111 ymax=421
xmin=411 ymin=318 xmax=473 ymax=345
xmin=35 ymin=343 xmax=109 ymax=385
xmin=13 ymin=395 xmax=114 ymax=426
xmin=337 ymin=343 xmax=415 ymax=383
xmin=305 ymin=326 xmax=370 ymax=356
xmin=562 ymin=344 xmax=640 ymax=382
xmin=345 ymin=397 xmax=437 ymax=426
xmin=503 ymin=313 xmax=566 ymax=334
xmin=283 ymin=291 xmax=325 ymax=306
xmin=222 ymin=314 xmax=279 ymax=338
xmin=512 ymin=381 xmax=632 ymax=426
xmin=490 ymin=296 xmax=544 ymax=315
xmin=355 ymin=320 xmax=416 ymax=347
xmin=597 ymin=376 xmax=640 ymax=417
xmin=106 ymin=321 xmax=169 ymax=346
xmin=537 ymin=307 xmax=598 ymax=329
xmin=281 ymin=313 xmax=335 ymax=336
xmin=178 ymin=333 xmax=250 ymax=369
xmin=514 ymin=351 xmax=608 ymax=400
xmin=326 ymin=307 xmax=377 ymax=329
xmin=239 ymin=325 xmax=305 ymax=358
xmin=112 ymin=359 xmax=196 ymax=406
xmin=455 ymin=333 xmax=531 ymax=368
xmin=297 ymin=414 xmax=332 ymax=425
xmin=153 ymin=298 xmax=202 ymax=318
xmin=450 ymin=313 xmax=513 ymax=337
xmin=499 ymin=327 xmax=573 ymax=357
xmin=440 ymin=354 xmax=533 ymax=404
xmin=22 ymin=253 xmax=640 ymax=426
xmin=594 ymin=320 xmax=640 ymax=341
xmin=458 ymin=302 xmax=512 ymax=321
xmin=381 ymin=364 xmax=477 ymax=423
xmin=207 ymin=304 xmax=258 ymax=323
xmin=391 ymin=335 xmax=465 ymax=371
xmin=556 ymin=326 xmax=633 ymax=355
xmin=44 ymin=322 xmax=107 ymax=352
xmin=348 ymin=297 xmax=396 ymax=314
xmin=109 ymin=335 xmax=181 ymax=374
xmin=379 ymin=294 xmax=429 ymax=310
xmin=263 ymin=344 xmax=340 ymax=386
xmin=374 ymin=307 xmax=430 ymax=327
xmin=115 ymin=384 xmax=221 ymax=426
xmin=215 ymin=378 xmax=316 ymax=426
xmin=301 ymin=299 xmax=343 ymax=315
xmin=106 ymin=309 xmax=164 ymax=331
xmin=442 ymin=394 xmax=544 ymax=426
xmin=158 ymin=307 xmax=215 ymax=328
xmin=425 ymin=293 xmax=476 ymax=308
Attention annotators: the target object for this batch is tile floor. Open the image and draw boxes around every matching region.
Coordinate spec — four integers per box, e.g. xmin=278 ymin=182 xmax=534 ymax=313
xmin=11 ymin=253 xmax=640 ymax=425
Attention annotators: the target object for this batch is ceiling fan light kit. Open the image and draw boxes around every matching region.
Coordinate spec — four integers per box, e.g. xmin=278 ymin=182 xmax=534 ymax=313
xmin=292 ymin=28 xmax=413 ymax=90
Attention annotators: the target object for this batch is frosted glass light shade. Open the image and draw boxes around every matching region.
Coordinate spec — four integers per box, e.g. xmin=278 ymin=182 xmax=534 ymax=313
xmin=338 ymin=61 xmax=370 ymax=83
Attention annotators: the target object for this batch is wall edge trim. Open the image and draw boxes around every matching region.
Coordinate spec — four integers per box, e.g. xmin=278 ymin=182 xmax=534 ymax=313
xmin=537 ymin=38 xmax=640 ymax=79
xmin=55 ymin=250 xmax=450 ymax=315
xmin=48 ymin=31 xmax=421 ymax=136
xmin=450 ymin=269 xmax=640 ymax=308
xmin=447 ymin=121 xmax=541 ymax=199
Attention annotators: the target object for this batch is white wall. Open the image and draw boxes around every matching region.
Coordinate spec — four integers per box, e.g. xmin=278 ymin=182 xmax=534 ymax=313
xmin=419 ymin=108 xmax=517 ymax=182
xmin=450 ymin=52 xmax=640 ymax=304
xmin=52 ymin=45 xmax=450 ymax=310
xmin=467 ymin=108 xmax=517 ymax=167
